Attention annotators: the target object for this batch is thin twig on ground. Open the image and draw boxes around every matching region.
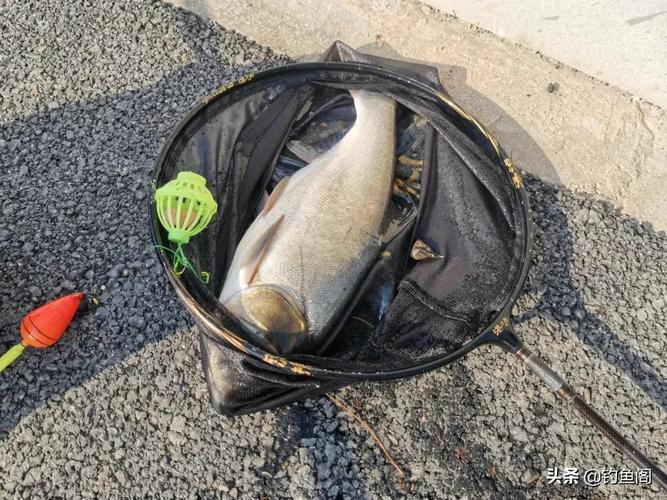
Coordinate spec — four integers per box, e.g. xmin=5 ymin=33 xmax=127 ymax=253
xmin=325 ymin=392 xmax=405 ymax=481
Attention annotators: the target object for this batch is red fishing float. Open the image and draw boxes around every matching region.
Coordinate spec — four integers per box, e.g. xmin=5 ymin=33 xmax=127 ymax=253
xmin=0 ymin=292 xmax=83 ymax=373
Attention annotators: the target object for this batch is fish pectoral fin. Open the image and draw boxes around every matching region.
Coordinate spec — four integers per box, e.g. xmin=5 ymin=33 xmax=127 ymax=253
xmin=259 ymin=177 xmax=289 ymax=216
xmin=239 ymin=214 xmax=284 ymax=286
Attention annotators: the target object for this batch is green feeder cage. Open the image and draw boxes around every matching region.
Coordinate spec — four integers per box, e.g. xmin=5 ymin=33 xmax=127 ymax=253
xmin=154 ymin=171 xmax=217 ymax=277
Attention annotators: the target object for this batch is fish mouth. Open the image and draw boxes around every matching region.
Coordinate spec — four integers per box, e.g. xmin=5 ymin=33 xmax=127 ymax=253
xmin=223 ymin=284 xmax=308 ymax=355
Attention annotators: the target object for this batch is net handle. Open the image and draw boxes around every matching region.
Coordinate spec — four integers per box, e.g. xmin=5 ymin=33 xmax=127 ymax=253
xmin=496 ymin=330 xmax=666 ymax=490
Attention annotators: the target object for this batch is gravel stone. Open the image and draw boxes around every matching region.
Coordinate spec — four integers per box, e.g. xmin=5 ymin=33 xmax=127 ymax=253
xmin=114 ymin=470 xmax=129 ymax=487
xmin=127 ymin=316 xmax=146 ymax=329
xmin=0 ymin=1 xmax=664 ymax=499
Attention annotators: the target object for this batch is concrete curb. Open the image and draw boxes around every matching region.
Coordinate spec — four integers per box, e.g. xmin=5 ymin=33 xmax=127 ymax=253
xmin=169 ymin=0 xmax=667 ymax=231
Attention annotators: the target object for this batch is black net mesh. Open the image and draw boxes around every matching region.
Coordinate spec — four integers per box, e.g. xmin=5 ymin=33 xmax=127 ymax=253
xmin=152 ymin=42 xmax=528 ymax=415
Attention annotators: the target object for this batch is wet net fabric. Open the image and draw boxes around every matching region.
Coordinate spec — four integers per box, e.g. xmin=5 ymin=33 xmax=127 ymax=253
xmin=152 ymin=42 xmax=527 ymax=415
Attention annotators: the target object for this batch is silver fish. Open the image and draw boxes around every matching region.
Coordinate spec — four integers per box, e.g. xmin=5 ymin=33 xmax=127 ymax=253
xmin=220 ymin=90 xmax=396 ymax=354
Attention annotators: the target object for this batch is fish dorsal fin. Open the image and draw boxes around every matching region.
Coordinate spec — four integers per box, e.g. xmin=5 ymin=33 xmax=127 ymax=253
xmin=259 ymin=177 xmax=289 ymax=217
xmin=240 ymin=214 xmax=285 ymax=286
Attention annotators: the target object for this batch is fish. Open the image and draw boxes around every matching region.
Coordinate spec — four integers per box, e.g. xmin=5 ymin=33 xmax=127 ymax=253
xmin=219 ymin=90 xmax=397 ymax=354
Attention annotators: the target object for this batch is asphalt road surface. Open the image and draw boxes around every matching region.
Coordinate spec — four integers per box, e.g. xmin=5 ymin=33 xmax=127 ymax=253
xmin=0 ymin=1 xmax=665 ymax=498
